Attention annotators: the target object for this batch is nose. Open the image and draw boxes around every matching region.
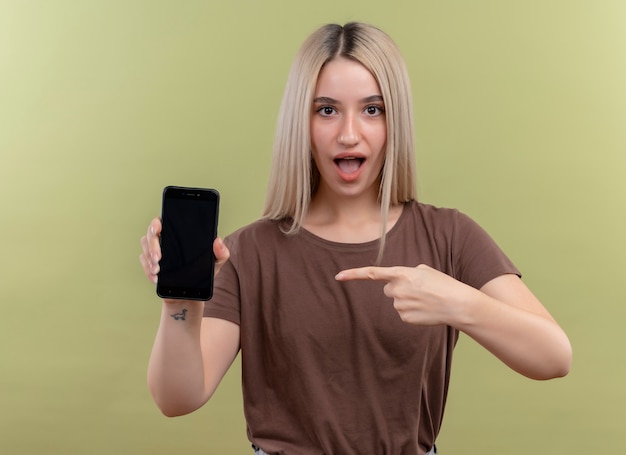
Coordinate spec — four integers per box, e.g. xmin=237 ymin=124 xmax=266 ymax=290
xmin=337 ymin=113 xmax=360 ymax=146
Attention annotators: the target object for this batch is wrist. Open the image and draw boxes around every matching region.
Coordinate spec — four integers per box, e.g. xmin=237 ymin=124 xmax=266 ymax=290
xmin=446 ymin=285 xmax=486 ymax=331
xmin=161 ymin=300 xmax=204 ymax=321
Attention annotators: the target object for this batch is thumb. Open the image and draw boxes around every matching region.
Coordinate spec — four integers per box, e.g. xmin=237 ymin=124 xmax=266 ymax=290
xmin=214 ymin=237 xmax=230 ymax=265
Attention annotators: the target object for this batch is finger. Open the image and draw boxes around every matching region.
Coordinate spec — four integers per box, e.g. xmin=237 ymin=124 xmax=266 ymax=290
xmin=139 ymin=234 xmax=157 ymax=278
xmin=214 ymin=238 xmax=230 ymax=261
xmin=146 ymin=217 xmax=162 ymax=264
xmin=139 ymin=252 xmax=158 ymax=283
xmin=139 ymin=250 xmax=149 ymax=272
xmin=140 ymin=218 xmax=161 ymax=278
xmin=148 ymin=217 xmax=162 ymax=240
xmin=214 ymin=237 xmax=230 ymax=265
xmin=335 ymin=266 xmax=399 ymax=282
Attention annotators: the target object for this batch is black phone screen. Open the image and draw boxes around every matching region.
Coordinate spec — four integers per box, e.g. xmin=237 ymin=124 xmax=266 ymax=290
xmin=156 ymin=186 xmax=220 ymax=300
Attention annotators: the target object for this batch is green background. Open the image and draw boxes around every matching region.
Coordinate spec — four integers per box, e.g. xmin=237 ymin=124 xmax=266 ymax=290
xmin=1 ymin=1 xmax=624 ymax=453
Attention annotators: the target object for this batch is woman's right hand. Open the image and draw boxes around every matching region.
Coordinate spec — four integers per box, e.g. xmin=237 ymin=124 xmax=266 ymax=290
xmin=139 ymin=217 xmax=231 ymax=287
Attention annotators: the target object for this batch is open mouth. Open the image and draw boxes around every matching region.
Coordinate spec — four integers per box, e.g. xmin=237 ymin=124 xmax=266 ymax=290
xmin=334 ymin=157 xmax=365 ymax=175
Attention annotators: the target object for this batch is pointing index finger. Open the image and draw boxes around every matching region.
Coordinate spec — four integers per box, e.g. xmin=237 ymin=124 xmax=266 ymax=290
xmin=335 ymin=266 xmax=398 ymax=282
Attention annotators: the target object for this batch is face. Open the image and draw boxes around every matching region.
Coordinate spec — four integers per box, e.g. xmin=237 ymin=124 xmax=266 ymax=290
xmin=310 ymin=57 xmax=387 ymax=201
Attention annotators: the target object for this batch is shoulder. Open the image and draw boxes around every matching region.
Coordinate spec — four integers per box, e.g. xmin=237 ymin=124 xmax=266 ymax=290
xmin=410 ymin=201 xmax=458 ymax=217
xmin=404 ymin=201 xmax=519 ymax=286
xmin=226 ymin=218 xmax=280 ymax=238
xmin=400 ymin=201 xmax=494 ymax=250
xmin=223 ymin=218 xmax=287 ymax=255
xmin=404 ymin=200 xmax=469 ymax=231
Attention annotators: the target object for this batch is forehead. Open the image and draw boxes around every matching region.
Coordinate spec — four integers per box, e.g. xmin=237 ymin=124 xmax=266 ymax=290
xmin=314 ymin=58 xmax=381 ymax=97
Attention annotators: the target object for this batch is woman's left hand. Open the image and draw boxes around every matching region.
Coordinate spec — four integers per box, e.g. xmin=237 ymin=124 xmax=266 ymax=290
xmin=335 ymin=264 xmax=475 ymax=327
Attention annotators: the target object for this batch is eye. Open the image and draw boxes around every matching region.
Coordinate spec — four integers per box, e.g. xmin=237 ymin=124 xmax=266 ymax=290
xmin=364 ymin=104 xmax=384 ymax=116
xmin=316 ymin=105 xmax=337 ymax=117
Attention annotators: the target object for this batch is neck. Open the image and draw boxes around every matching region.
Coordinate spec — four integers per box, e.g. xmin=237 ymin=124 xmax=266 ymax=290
xmin=303 ymin=188 xmax=402 ymax=243
xmin=308 ymin=187 xmax=381 ymax=225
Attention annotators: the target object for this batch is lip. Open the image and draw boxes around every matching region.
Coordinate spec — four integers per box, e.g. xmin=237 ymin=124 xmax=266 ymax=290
xmin=334 ymin=152 xmax=367 ymax=160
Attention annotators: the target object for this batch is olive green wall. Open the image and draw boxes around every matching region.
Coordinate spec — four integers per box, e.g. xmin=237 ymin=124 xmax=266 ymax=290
xmin=1 ymin=1 xmax=624 ymax=453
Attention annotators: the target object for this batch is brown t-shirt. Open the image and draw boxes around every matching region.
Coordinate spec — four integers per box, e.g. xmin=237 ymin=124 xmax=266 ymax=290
xmin=205 ymin=201 xmax=519 ymax=455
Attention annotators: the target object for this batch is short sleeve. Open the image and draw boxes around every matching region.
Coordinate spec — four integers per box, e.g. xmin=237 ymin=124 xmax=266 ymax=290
xmin=451 ymin=211 xmax=521 ymax=289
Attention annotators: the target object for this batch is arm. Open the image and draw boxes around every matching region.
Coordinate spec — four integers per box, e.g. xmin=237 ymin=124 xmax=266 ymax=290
xmin=453 ymin=273 xmax=571 ymax=379
xmin=336 ymin=265 xmax=572 ymax=380
xmin=147 ymin=304 xmax=240 ymax=416
xmin=140 ymin=218 xmax=240 ymax=416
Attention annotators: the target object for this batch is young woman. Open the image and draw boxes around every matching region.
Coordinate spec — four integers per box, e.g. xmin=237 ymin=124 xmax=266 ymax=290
xmin=140 ymin=22 xmax=571 ymax=455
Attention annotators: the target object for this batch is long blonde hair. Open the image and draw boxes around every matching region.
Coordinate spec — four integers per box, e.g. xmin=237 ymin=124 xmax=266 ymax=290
xmin=262 ymin=22 xmax=417 ymax=262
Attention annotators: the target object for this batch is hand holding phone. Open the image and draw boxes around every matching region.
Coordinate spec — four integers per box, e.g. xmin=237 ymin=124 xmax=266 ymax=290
xmin=156 ymin=186 xmax=220 ymax=301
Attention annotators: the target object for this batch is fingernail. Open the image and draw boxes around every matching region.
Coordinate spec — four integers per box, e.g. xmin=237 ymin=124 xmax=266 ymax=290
xmin=335 ymin=273 xmax=344 ymax=280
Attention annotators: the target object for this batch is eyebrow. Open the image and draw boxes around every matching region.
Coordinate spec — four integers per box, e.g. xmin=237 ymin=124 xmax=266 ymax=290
xmin=313 ymin=95 xmax=384 ymax=104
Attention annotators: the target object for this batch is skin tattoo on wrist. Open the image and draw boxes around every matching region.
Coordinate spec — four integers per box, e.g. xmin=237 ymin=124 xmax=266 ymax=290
xmin=170 ymin=309 xmax=188 ymax=321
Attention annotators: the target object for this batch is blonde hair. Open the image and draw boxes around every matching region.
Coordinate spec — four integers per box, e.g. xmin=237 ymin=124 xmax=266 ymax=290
xmin=262 ymin=22 xmax=417 ymax=262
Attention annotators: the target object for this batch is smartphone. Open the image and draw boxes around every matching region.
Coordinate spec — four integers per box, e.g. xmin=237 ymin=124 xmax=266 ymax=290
xmin=156 ymin=186 xmax=220 ymax=300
